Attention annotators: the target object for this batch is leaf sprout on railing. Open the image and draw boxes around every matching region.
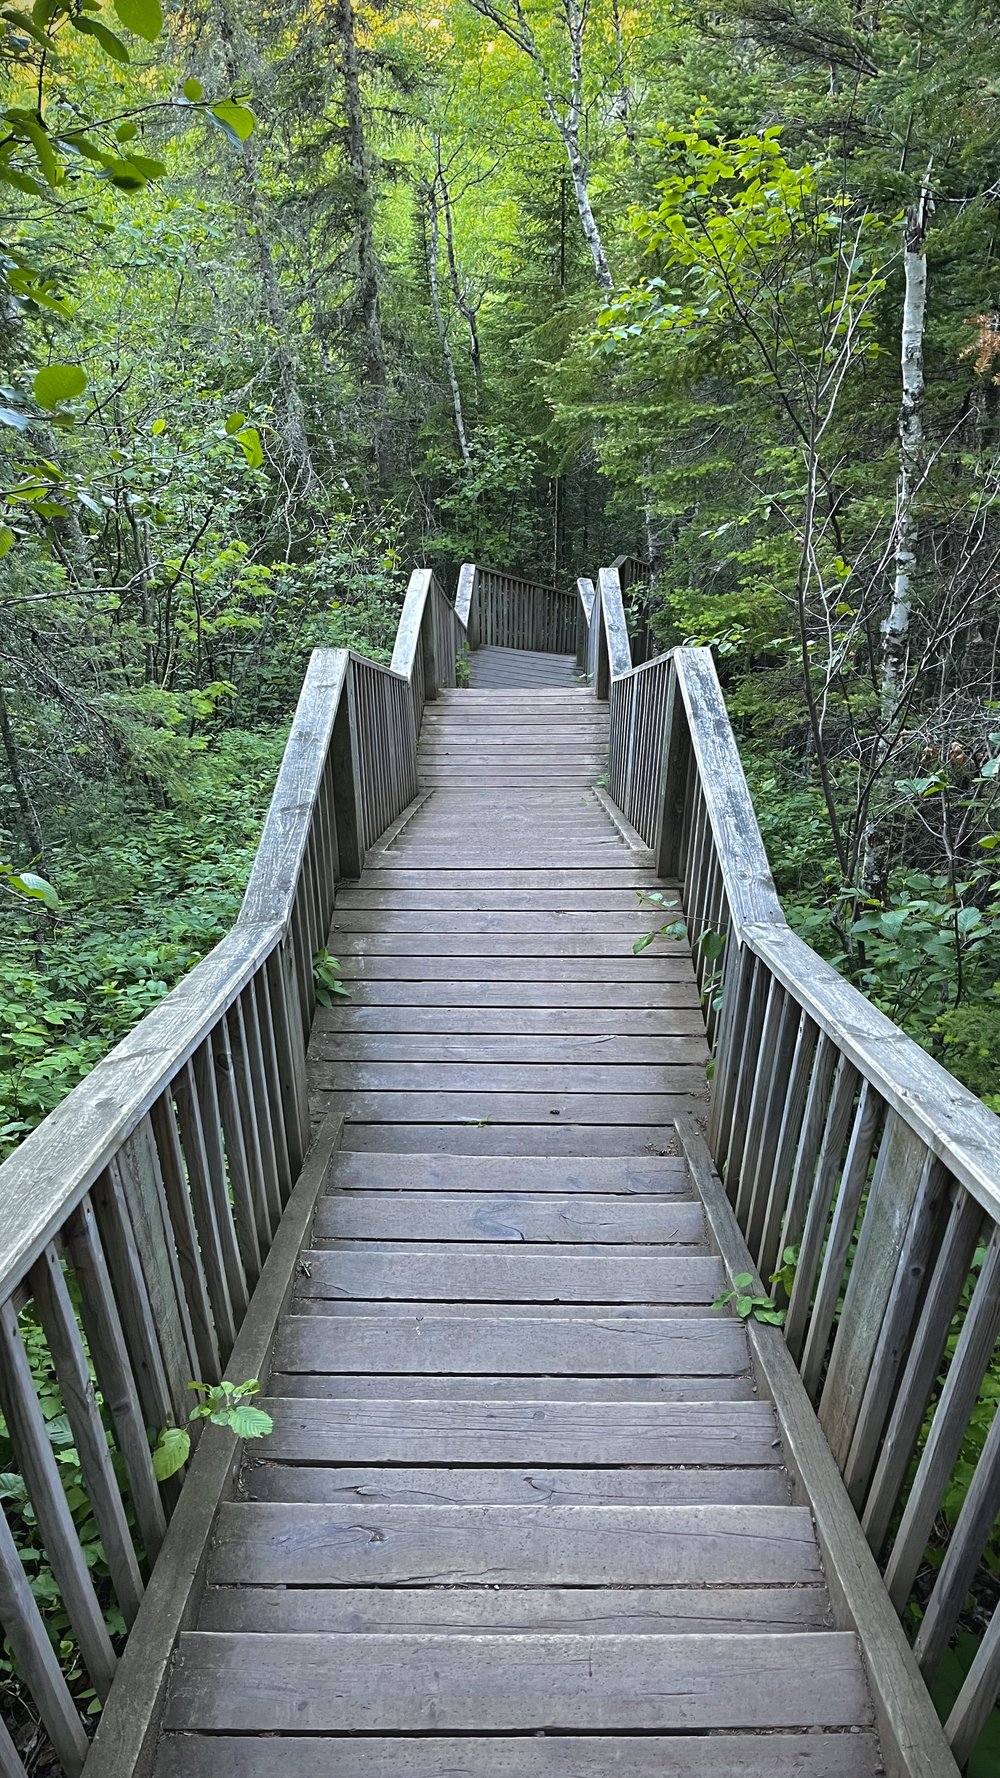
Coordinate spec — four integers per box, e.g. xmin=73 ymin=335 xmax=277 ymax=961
xmin=313 ymin=948 xmax=351 ymax=1005
xmin=152 ymin=1379 xmax=273 ymax=1481
xmin=632 ymin=890 xmax=728 ymax=1013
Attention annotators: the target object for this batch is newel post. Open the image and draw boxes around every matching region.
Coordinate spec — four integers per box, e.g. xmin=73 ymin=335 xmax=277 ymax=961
xmin=330 ymin=657 xmax=365 ymax=879
xmin=653 ymin=656 xmax=691 ymax=879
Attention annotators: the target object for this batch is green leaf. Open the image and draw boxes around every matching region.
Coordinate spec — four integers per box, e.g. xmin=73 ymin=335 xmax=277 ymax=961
xmin=71 ymin=15 xmax=130 ymax=61
xmin=8 ymin=870 xmax=60 ymax=909
xmin=0 ymin=527 xmax=14 ymax=558
xmin=6 ymin=111 xmax=58 ymax=185
xmin=236 ymin=425 xmax=263 ymax=468
xmin=152 ymin=1426 xmax=190 ymax=1481
xmin=113 ymin=0 xmax=162 ymax=40
xmin=224 ymin=410 xmax=247 ymax=434
xmin=209 ymin=100 xmax=256 ymax=146
xmin=115 ymin=122 xmax=138 ymax=142
xmin=34 ymin=363 xmax=87 ymax=409
xmin=151 ymin=416 xmax=166 ymax=435
xmin=226 ymin=1404 xmax=273 ymax=1439
xmin=735 ymin=1295 xmax=753 ymax=1317
xmin=731 ymin=1273 xmax=754 ymax=1288
xmin=183 ymin=76 xmax=203 ymax=102
xmin=632 ymin=932 xmax=656 ymax=954
xmin=2 ymin=7 xmax=51 ymax=47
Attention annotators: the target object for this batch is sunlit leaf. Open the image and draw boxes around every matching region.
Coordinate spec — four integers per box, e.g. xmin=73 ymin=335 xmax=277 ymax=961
xmin=113 ymin=0 xmax=163 ymax=41
xmin=34 ymin=363 xmax=86 ymax=409
xmin=71 ymin=15 xmax=130 ymax=61
xmin=209 ymin=100 xmax=255 ymax=146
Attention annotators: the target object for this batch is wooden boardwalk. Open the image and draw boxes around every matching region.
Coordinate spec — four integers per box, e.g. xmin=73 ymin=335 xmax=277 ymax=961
xmin=154 ymin=663 xmax=880 ymax=1776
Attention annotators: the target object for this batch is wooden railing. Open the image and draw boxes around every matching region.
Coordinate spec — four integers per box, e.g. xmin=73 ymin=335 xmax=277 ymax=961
xmin=455 ymin=562 xmax=579 ymax=655
xmin=589 ymin=561 xmax=1000 ymax=1771
xmin=0 ymin=569 xmax=466 ymax=1777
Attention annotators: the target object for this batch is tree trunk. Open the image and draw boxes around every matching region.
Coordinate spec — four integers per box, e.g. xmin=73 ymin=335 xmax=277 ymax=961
xmin=216 ymin=0 xmax=319 ymax=493
xmin=423 ymin=183 xmax=471 ymax=465
xmin=882 ymin=178 xmax=932 ymax=720
xmin=335 ymin=0 xmax=388 ymax=410
xmin=435 ymin=152 xmax=482 ymax=400
xmin=0 ymin=678 xmax=44 ymax=860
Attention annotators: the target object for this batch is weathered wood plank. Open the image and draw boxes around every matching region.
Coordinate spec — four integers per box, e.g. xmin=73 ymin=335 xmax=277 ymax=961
xmin=272 ymin=1313 xmax=745 ymax=1374
xmin=153 ymin=1732 xmax=879 ymax=1778
xmin=259 ymin=1397 xmax=778 ymax=1464
xmin=311 ymin=1196 xmax=706 ymax=1244
xmin=294 ymin=1251 xmax=723 ymax=1302
xmin=198 ymin=1582 xmax=829 ymax=1635
xmin=313 ymin=1062 xmax=703 ymax=1095
xmin=314 ymin=1004 xmax=706 ymax=1033
xmin=241 ymin=1462 xmax=790 ymax=1506
xmin=311 ymin=1033 xmax=706 ymax=1063
xmin=268 ymin=1372 xmax=755 ymax=1401
xmin=322 ymin=1152 xmax=690 ymax=1193
xmin=209 ymin=1501 xmax=819 ymax=1586
xmin=165 ymin=1630 xmax=872 ymax=1732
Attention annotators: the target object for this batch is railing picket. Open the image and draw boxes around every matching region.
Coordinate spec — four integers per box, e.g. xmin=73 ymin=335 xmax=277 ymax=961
xmin=0 ymin=1501 xmax=90 ymax=1776
xmin=798 ymin=1076 xmax=882 ymax=1395
xmin=914 ymin=1389 xmax=1000 ymax=1676
xmin=0 ymin=1711 xmax=27 ymax=1778
xmin=0 ymin=1300 xmax=117 ymax=1698
xmin=91 ymin=1163 xmax=175 ymax=1435
xmin=210 ymin=1019 xmax=263 ymax=1291
xmin=108 ymin=1120 xmax=196 ymax=1419
xmin=946 ymin=1599 xmax=1000 ymax=1767
xmin=781 ymin=1044 xmax=851 ymax=1350
xmin=819 ymin=1115 xmax=931 ymax=1465
xmin=885 ymin=1228 xmax=1000 ymax=1610
xmin=862 ymin=1185 xmax=983 ymax=1553
xmin=225 ymin=999 xmax=274 ymax=1254
xmin=842 ymin=1155 xmax=951 ymax=1506
xmin=733 ymin=974 xmax=784 ymax=1228
xmin=757 ymin=1011 xmax=819 ymax=1280
xmin=148 ymin=1090 xmax=221 ymax=1386
xmin=707 ymin=938 xmax=753 ymax=1159
xmin=741 ymin=987 xmax=801 ymax=1260
xmin=174 ymin=1055 xmax=242 ymax=1353
xmin=241 ymin=980 xmax=284 ymax=1232
xmin=721 ymin=951 xmax=769 ymax=1197
xmin=30 ymin=1239 xmax=144 ymax=1625
xmin=65 ymin=1193 xmax=167 ymax=1561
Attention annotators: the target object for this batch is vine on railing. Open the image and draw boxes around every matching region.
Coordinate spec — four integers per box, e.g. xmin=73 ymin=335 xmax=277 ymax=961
xmin=582 ymin=561 xmax=1000 ymax=1773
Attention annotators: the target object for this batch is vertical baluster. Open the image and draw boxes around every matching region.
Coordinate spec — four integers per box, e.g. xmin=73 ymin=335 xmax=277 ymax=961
xmin=885 ymin=1228 xmax=1000 ymax=1610
xmin=707 ymin=936 xmax=752 ymax=1161
xmin=842 ymin=1155 xmax=951 ymax=1505
xmin=107 ymin=1119 xmax=197 ymax=1418
xmin=189 ymin=1045 xmax=247 ymax=1329
xmin=30 ymin=1240 xmax=144 ymax=1625
xmin=946 ymin=1597 xmax=1000 ymax=1767
xmin=148 ymin=1089 xmax=221 ymax=1384
xmin=226 ymin=996 xmax=276 ymax=1253
xmin=779 ymin=1044 xmax=851 ymax=1347
xmin=721 ymin=951 xmax=769 ymax=1197
xmin=0 ymin=1501 xmax=89 ymax=1777
xmin=798 ymin=1078 xmax=883 ymax=1392
xmin=268 ymin=942 xmax=309 ymax=1177
xmin=65 ymin=1193 xmax=167 ymax=1561
xmin=91 ymin=1164 xmax=175 ymax=1436
xmin=732 ymin=974 xmax=785 ymax=1230
xmin=0 ymin=1302 xmax=117 ymax=1696
xmin=862 ymin=1185 xmax=982 ymax=1554
xmin=211 ymin=1016 xmax=263 ymax=1290
xmin=819 ymin=1116 xmax=931 ymax=1465
xmin=755 ymin=1009 xmax=819 ymax=1280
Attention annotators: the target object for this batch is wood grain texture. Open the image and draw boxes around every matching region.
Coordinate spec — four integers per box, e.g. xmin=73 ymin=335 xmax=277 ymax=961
xmin=259 ymin=1397 xmax=780 ymax=1464
xmin=154 ymin=1733 xmax=879 ymax=1778
xmin=311 ymin=1194 xmax=706 ymax=1244
xmin=293 ymin=1251 xmax=724 ymax=1301
xmin=164 ymin=1630 xmax=872 ymax=1732
xmin=208 ymin=1502 xmax=820 ymax=1586
xmin=271 ymin=1312 xmax=746 ymax=1374
xmin=241 ymin=1462 xmax=791 ymax=1506
xmin=322 ymin=1152 xmax=691 ymax=1192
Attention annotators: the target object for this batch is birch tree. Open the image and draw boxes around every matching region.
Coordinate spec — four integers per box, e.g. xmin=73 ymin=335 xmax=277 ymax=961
xmin=881 ymin=174 xmax=933 ymax=721
xmin=465 ymin=0 xmax=613 ymax=290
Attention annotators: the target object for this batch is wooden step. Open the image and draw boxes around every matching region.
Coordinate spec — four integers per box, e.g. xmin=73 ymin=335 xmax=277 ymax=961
xmin=257 ymin=1397 xmax=780 ymax=1464
xmin=163 ymin=1630 xmax=873 ymax=1732
xmin=241 ymin=1463 xmax=792 ymax=1507
xmin=272 ymin=1313 xmax=744 ymax=1374
xmin=311 ymin=1196 xmax=707 ymax=1243
xmin=267 ymin=1373 xmax=756 ymax=1401
xmin=198 ymin=1581 xmax=831 ymax=1635
xmin=207 ymin=1502 xmax=820 ymax=1587
xmin=292 ymin=1250 xmax=724 ymax=1302
xmin=155 ymin=1731 xmax=880 ymax=1778
xmin=321 ymin=1152 xmax=691 ymax=1192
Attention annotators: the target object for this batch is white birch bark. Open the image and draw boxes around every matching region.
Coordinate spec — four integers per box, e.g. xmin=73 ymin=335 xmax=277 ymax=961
xmin=424 ymin=181 xmax=471 ymax=465
xmin=882 ymin=178 xmax=932 ymax=721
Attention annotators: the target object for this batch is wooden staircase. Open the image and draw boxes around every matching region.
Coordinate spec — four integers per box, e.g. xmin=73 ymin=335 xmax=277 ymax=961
xmin=152 ymin=660 xmax=880 ymax=1777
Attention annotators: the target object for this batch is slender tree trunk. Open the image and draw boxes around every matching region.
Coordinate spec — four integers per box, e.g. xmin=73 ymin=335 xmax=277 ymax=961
xmin=423 ymin=183 xmax=471 ymax=465
xmin=216 ymin=0 xmax=318 ymax=493
xmin=0 ymin=679 xmax=44 ymax=860
xmin=882 ymin=177 xmax=932 ymax=719
xmin=435 ymin=152 xmax=482 ymax=400
xmin=335 ymin=0 xmax=387 ymax=405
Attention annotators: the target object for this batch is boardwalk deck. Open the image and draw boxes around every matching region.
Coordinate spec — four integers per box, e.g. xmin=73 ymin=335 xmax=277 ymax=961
xmin=152 ymin=655 xmax=881 ymax=1777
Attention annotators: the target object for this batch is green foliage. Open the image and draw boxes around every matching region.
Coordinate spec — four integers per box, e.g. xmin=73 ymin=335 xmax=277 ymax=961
xmin=313 ymin=949 xmax=350 ymax=1006
xmin=152 ymin=1379 xmax=273 ymax=1480
xmin=712 ymin=1272 xmax=786 ymax=1326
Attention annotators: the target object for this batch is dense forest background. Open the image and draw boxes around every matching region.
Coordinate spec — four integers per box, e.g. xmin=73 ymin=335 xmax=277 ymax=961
xmin=4 ymin=1 xmax=1000 ymax=1764
xmin=4 ymin=0 xmax=1000 ymax=1149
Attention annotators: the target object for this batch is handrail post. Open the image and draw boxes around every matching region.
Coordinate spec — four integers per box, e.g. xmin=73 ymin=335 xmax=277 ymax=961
xmin=330 ymin=658 xmax=364 ymax=879
xmin=653 ymin=655 xmax=690 ymax=878
xmin=421 ymin=577 xmax=441 ymax=702
xmin=455 ymin=563 xmax=478 ymax=646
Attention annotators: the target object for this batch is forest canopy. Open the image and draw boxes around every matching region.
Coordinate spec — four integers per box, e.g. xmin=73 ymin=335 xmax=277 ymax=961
xmin=4 ymin=0 xmax=1000 ymax=1140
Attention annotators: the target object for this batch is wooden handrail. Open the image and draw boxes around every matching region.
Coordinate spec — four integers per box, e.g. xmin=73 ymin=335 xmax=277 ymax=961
xmin=0 ymin=570 xmax=468 ymax=1777
xmin=592 ymin=558 xmax=1000 ymax=1767
xmin=456 ymin=563 xmax=577 ymax=655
